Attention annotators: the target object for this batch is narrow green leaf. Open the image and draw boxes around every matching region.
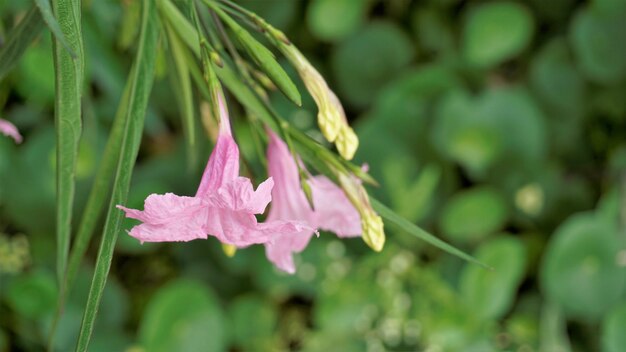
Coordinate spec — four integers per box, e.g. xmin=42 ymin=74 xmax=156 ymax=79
xmin=204 ymin=1 xmax=302 ymax=106
xmin=165 ymin=21 xmax=197 ymax=169
xmin=35 ymin=0 xmax=76 ymax=58
xmin=75 ymin=0 xmax=158 ymax=350
xmin=52 ymin=0 xmax=85 ymax=285
xmin=158 ymin=0 xmax=200 ymax=55
xmin=371 ymin=198 xmax=491 ymax=269
xmin=0 ymin=6 xmax=45 ymax=80
xmin=48 ymin=79 xmax=132 ymax=350
xmin=66 ymin=80 xmax=131 ymax=293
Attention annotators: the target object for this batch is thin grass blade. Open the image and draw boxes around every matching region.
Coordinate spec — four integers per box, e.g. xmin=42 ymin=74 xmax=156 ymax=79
xmin=75 ymin=0 xmax=158 ymax=350
xmin=371 ymin=198 xmax=491 ymax=269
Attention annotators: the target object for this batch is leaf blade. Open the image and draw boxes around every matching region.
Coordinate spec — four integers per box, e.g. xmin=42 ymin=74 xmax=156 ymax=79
xmin=35 ymin=0 xmax=76 ymax=58
xmin=371 ymin=198 xmax=491 ymax=269
xmin=52 ymin=0 xmax=85 ymax=285
xmin=204 ymin=0 xmax=302 ymax=106
xmin=74 ymin=0 xmax=159 ymax=350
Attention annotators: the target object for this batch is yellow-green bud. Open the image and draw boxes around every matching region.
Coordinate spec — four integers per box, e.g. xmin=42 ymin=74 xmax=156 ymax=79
xmin=361 ymin=213 xmax=385 ymax=252
xmin=335 ymin=125 xmax=359 ymax=160
xmin=338 ymin=173 xmax=386 ymax=252
xmin=222 ymin=244 xmax=237 ymax=257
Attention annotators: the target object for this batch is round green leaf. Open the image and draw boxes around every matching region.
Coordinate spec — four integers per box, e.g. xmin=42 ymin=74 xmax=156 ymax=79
xmin=411 ymin=7 xmax=455 ymax=57
xmin=602 ymin=302 xmax=626 ymax=352
xmin=440 ymin=186 xmax=508 ymax=242
xmin=433 ymin=88 xmax=547 ymax=176
xmin=462 ymin=1 xmax=535 ymax=67
xmin=307 ymin=0 xmax=369 ymax=41
xmin=140 ymin=279 xmax=225 ymax=352
xmin=479 ymin=88 xmax=547 ymax=165
xmin=332 ymin=21 xmax=415 ymax=108
xmin=541 ymin=213 xmax=625 ymax=320
xmin=432 ymin=91 xmax=504 ymax=176
xmin=460 ymin=237 xmax=527 ymax=319
xmin=6 ymin=271 xmax=57 ymax=319
xmin=530 ymin=38 xmax=586 ymax=117
xmin=570 ymin=7 xmax=626 ymax=84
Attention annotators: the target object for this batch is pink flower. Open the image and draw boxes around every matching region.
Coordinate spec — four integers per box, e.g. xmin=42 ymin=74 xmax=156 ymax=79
xmin=0 ymin=118 xmax=22 ymax=144
xmin=264 ymin=130 xmax=361 ymax=273
xmin=117 ymin=94 xmax=308 ymax=247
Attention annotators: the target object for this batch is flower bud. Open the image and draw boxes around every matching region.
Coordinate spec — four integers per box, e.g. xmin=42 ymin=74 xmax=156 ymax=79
xmin=279 ymin=44 xmax=360 ymax=156
xmin=335 ymin=125 xmax=359 ymax=160
xmin=338 ymin=173 xmax=386 ymax=252
xmin=361 ymin=212 xmax=385 ymax=252
xmin=222 ymin=244 xmax=237 ymax=257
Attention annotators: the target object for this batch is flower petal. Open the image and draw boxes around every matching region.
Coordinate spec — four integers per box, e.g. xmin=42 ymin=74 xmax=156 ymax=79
xmin=266 ymin=130 xmax=315 ymax=222
xmin=205 ymin=205 xmax=310 ymax=248
xmin=310 ymin=176 xmax=361 ymax=237
xmin=211 ymin=177 xmax=273 ymax=214
xmin=0 ymin=118 xmax=22 ymax=144
xmin=196 ymin=133 xmax=240 ymax=198
xmin=265 ymin=229 xmax=315 ymax=274
xmin=116 ymin=193 xmax=208 ymax=242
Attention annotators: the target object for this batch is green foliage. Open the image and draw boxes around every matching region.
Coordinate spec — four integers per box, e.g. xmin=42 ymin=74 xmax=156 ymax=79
xmin=541 ymin=213 xmax=624 ymax=321
xmin=0 ymin=6 xmax=45 ymax=81
xmin=140 ymin=279 xmax=225 ymax=352
xmin=570 ymin=5 xmax=626 ymax=84
xmin=51 ymin=0 xmax=85 ymax=284
xmin=460 ymin=237 xmax=527 ymax=319
xmin=332 ymin=21 xmax=415 ymax=108
xmin=462 ymin=1 xmax=535 ymax=67
xmin=440 ymin=186 xmax=508 ymax=243
xmin=602 ymin=302 xmax=626 ymax=352
xmin=307 ymin=0 xmax=370 ymax=42
xmin=1 ymin=0 xmax=625 ymax=351
xmin=6 ymin=271 xmax=57 ymax=319
xmin=75 ymin=0 xmax=159 ymax=349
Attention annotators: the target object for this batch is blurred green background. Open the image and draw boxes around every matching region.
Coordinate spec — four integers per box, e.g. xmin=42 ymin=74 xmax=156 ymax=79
xmin=1 ymin=0 xmax=626 ymax=351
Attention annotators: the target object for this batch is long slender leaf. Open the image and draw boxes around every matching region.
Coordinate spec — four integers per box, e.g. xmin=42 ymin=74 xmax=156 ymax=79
xmin=371 ymin=198 xmax=490 ymax=269
xmin=52 ymin=0 xmax=84 ymax=285
xmin=0 ymin=6 xmax=45 ymax=80
xmin=48 ymin=78 xmax=133 ymax=350
xmin=35 ymin=0 xmax=76 ymax=58
xmin=75 ymin=0 xmax=158 ymax=350
xmin=165 ymin=21 xmax=197 ymax=170
xmin=205 ymin=0 xmax=301 ymax=106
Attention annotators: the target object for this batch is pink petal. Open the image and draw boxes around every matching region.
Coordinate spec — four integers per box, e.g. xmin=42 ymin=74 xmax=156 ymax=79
xmin=116 ymin=193 xmax=208 ymax=242
xmin=211 ymin=177 xmax=273 ymax=214
xmin=309 ymin=176 xmax=361 ymax=237
xmin=196 ymin=133 xmax=240 ymax=198
xmin=0 ymin=118 xmax=22 ymax=144
xmin=264 ymin=227 xmax=315 ymax=274
xmin=204 ymin=205 xmax=310 ymax=248
xmin=266 ymin=130 xmax=315 ymax=223
xmin=264 ymin=130 xmax=359 ymax=273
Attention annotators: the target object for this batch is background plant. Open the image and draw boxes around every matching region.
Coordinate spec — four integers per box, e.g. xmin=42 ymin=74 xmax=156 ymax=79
xmin=0 ymin=0 xmax=625 ymax=351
